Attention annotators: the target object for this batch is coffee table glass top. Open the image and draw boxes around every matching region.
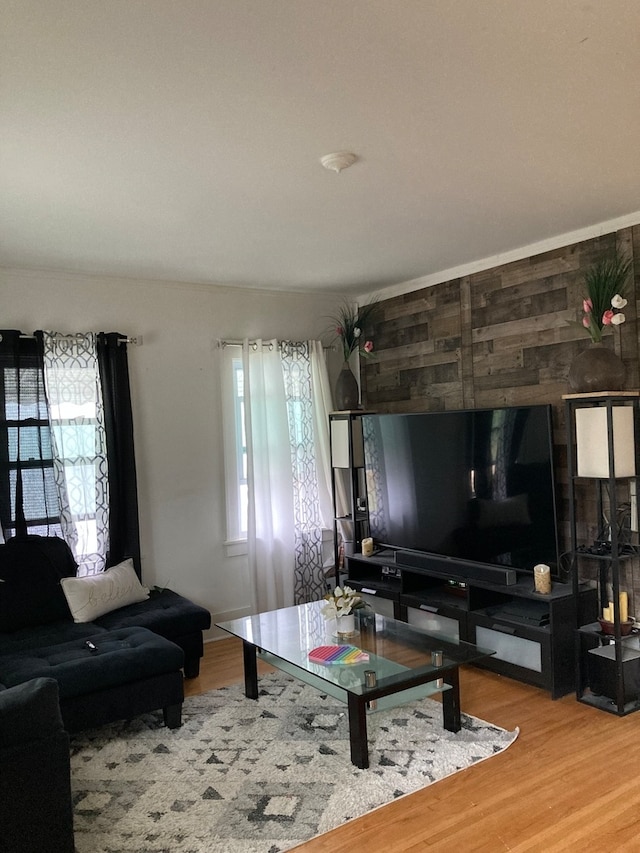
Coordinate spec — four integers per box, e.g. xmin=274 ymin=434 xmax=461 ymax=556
xmin=216 ymin=601 xmax=494 ymax=697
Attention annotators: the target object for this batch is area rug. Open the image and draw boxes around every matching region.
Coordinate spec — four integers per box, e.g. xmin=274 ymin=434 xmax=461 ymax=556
xmin=70 ymin=673 xmax=518 ymax=853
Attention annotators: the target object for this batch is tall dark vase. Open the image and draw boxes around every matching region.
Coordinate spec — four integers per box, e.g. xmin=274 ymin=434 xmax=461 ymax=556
xmin=334 ymin=362 xmax=360 ymax=410
xmin=567 ymin=341 xmax=625 ymax=393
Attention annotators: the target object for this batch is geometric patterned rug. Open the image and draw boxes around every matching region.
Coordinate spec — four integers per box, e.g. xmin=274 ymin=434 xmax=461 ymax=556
xmin=70 ymin=672 xmax=518 ymax=853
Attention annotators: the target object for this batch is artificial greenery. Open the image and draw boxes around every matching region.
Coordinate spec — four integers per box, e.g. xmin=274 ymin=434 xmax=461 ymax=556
xmin=580 ymin=251 xmax=632 ymax=343
xmin=328 ymin=300 xmax=378 ymax=362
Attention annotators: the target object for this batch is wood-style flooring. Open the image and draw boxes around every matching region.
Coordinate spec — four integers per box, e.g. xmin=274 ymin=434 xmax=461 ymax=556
xmin=185 ymin=638 xmax=640 ymax=852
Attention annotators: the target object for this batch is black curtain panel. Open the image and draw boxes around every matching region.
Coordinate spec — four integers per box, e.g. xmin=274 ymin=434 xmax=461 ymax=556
xmin=97 ymin=333 xmax=141 ymax=577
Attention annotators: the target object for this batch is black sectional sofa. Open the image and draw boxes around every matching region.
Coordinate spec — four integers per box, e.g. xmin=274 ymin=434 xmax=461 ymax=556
xmin=0 ymin=677 xmax=75 ymax=853
xmin=0 ymin=535 xmax=212 ymax=852
xmin=0 ymin=535 xmax=212 ymax=732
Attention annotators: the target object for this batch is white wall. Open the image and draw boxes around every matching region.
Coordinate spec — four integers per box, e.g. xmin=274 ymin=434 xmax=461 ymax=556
xmin=0 ymin=267 xmax=342 ymax=638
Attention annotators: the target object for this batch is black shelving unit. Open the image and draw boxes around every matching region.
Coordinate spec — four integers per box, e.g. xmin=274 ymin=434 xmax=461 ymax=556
xmin=564 ymin=390 xmax=640 ymax=716
xmin=329 ymin=411 xmax=372 ymax=579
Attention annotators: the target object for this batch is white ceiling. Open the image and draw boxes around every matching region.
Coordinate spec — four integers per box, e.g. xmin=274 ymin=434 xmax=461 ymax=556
xmin=2 ymin=1 xmax=640 ymax=296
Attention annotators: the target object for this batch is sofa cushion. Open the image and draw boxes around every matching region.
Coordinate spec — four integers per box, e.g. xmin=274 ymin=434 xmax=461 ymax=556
xmin=0 ymin=536 xmax=76 ymax=632
xmin=94 ymin=587 xmax=211 ymax=638
xmin=0 ymin=677 xmax=64 ymax=747
xmin=60 ymin=558 xmax=149 ymax=623
xmin=0 ymin=619 xmax=107 ymax=655
xmin=0 ymin=627 xmax=184 ymax=699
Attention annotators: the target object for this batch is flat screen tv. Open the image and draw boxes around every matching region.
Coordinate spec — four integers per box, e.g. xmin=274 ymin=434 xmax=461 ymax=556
xmin=362 ymin=405 xmax=560 ymax=580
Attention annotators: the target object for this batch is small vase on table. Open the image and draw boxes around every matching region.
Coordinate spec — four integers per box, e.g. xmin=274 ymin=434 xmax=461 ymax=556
xmin=336 ymin=613 xmax=356 ymax=639
xmin=321 ymin=585 xmax=362 ymax=639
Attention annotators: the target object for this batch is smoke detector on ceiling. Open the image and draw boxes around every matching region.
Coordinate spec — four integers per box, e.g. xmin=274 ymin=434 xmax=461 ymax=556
xmin=320 ymin=151 xmax=358 ymax=173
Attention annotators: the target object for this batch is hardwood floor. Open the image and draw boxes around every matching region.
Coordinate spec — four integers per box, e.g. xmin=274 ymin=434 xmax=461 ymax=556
xmin=186 ymin=638 xmax=640 ymax=852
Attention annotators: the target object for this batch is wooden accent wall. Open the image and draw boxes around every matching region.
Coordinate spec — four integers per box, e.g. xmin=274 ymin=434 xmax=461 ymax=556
xmin=361 ymin=226 xmax=640 ymax=602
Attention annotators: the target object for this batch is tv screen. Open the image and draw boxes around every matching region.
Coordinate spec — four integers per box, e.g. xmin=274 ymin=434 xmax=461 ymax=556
xmin=362 ymin=406 xmax=559 ymax=576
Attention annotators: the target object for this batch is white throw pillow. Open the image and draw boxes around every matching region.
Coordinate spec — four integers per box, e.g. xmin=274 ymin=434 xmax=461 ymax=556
xmin=61 ymin=558 xmax=149 ymax=623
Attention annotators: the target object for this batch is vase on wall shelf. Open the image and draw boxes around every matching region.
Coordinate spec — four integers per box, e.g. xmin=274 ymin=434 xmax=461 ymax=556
xmin=567 ymin=342 xmax=626 ymax=393
xmin=334 ymin=362 xmax=360 ymax=410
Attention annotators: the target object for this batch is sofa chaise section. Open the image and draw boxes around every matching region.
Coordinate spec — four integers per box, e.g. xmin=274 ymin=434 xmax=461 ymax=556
xmin=0 ymin=535 xmax=211 ymax=732
xmin=0 ymin=626 xmax=185 ymax=733
xmin=93 ymin=587 xmax=211 ymax=677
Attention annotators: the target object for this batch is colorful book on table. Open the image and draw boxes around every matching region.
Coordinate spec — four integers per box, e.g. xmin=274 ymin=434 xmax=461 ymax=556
xmin=308 ymin=645 xmax=370 ymax=665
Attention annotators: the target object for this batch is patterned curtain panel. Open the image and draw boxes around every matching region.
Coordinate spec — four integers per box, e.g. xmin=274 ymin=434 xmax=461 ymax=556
xmin=41 ymin=332 xmax=109 ymax=576
xmin=281 ymin=342 xmax=325 ymax=605
xmin=309 ymin=340 xmax=335 ymax=531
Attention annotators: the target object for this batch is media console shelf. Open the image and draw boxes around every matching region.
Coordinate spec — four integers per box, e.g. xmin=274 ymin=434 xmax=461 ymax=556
xmin=345 ymin=550 xmax=597 ymax=699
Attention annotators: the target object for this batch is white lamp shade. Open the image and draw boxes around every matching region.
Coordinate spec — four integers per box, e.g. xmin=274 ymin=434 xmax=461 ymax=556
xmin=330 ymin=418 xmax=364 ymax=468
xmin=575 ymin=406 xmax=636 ymax=478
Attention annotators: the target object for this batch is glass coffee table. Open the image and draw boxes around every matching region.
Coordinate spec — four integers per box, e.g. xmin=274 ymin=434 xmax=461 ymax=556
xmin=216 ymin=601 xmax=495 ymax=769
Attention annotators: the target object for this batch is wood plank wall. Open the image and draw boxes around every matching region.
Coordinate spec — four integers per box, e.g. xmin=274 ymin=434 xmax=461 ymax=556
xmin=360 ymin=226 xmax=640 ymax=605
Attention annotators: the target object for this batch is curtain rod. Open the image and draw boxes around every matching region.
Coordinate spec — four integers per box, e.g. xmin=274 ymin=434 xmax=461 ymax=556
xmin=218 ymin=339 xmax=333 ymax=351
xmin=16 ymin=333 xmax=142 ymax=346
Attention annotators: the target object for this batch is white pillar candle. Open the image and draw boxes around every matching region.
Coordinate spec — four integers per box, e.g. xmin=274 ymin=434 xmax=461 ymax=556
xmin=533 ymin=564 xmax=551 ymax=594
xmin=361 ymin=537 xmax=374 ymax=557
xmin=620 ymin=592 xmax=628 ymax=623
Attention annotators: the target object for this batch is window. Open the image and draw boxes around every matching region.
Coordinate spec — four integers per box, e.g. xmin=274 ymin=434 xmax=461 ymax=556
xmin=0 ymin=344 xmax=62 ymax=541
xmin=0 ymin=330 xmax=141 ymax=577
xmin=231 ymin=356 xmax=248 ymax=539
xmin=220 ymin=338 xmax=334 ymax=603
xmin=221 ymin=349 xmax=248 ymax=546
xmin=222 ymin=346 xmax=318 ymax=544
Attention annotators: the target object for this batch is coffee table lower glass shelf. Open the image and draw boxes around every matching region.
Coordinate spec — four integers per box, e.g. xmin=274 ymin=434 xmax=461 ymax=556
xmin=216 ymin=601 xmax=495 ymax=769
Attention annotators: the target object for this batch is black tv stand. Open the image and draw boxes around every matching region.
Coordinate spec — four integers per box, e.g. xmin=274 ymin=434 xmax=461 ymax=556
xmin=344 ymin=551 xmax=597 ymax=699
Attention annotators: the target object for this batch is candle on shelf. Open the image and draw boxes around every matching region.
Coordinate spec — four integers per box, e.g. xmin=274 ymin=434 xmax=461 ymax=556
xmin=620 ymin=591 xmax=629 ymax=623
xmin=533 ymin=563 xmax=551 ymax=594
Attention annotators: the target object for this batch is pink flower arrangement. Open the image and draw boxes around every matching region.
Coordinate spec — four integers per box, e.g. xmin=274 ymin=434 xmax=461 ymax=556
xmin=577 ymin=253 xmax=631 ymax=343
xmin=581 ymin=292 xmax=627 ymax=340
xmin=328 ymin=301 xmax=378 ymax=362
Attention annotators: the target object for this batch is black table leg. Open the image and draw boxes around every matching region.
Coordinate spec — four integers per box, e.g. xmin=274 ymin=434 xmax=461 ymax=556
xmin=442 ymin=666 xmax=461 ymax=732
xmin=243 ymin=641 xmax=258 ymax=700
xmin=347 ymin=693 xmax=369 ymax=769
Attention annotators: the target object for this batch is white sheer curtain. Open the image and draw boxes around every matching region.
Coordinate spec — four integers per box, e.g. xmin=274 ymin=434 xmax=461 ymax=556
xmin=42 ymin=332 xmax=109 ymax=576
xmin=244 ymin=340 xmax=295 ymax=612
xmin=242 ymin=339 xmax=334 ymax=612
